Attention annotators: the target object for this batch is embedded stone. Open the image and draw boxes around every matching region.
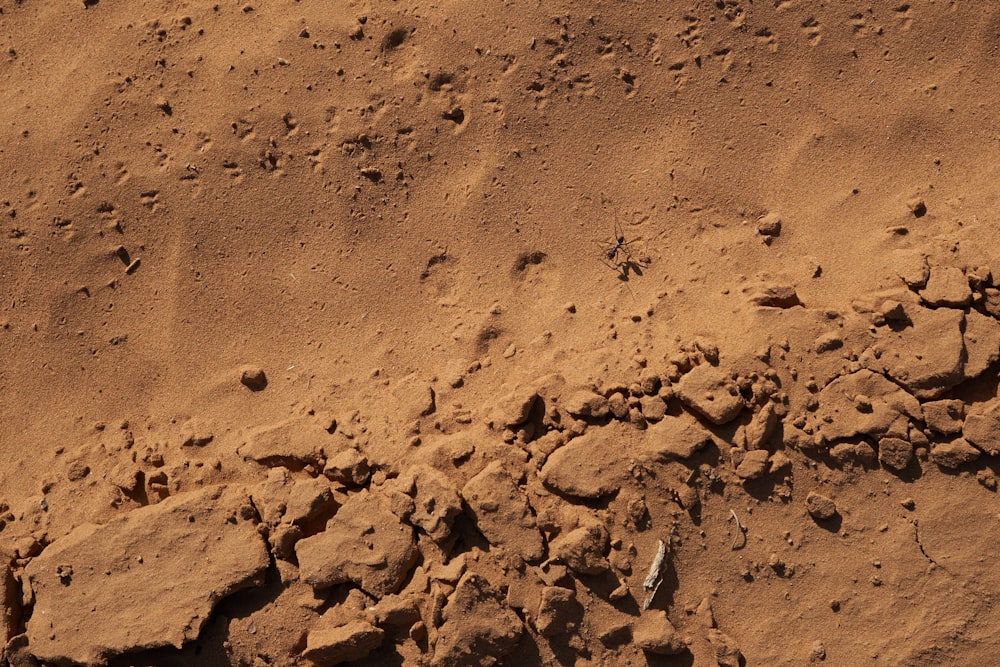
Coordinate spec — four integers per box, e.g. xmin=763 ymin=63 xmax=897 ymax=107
xmin=24 ymin=486 xmax=269 ymax=666
xmin=296 ymin=489 xmax=417 ymax=596
xmin=462 ymin=461 xmax=544 ymax=562
xmin=675 ymin=364 xmax=745 ymax=425
xmin=930 ymin=439 xmax=980 ymax=470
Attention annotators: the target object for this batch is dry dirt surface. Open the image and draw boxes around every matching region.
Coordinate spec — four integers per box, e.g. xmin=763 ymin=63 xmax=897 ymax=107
xmin=2 ymin=1 xmax=1000 ymax=665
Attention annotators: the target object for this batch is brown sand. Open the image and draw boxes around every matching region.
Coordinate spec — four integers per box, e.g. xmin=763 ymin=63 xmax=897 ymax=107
xmin=2 ymin=0 xmax=1000 ymax=664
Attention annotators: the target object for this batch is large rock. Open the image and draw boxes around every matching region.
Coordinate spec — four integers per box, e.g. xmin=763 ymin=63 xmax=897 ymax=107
xmin=296 ymin=489 xmax=417 ymax=596
xmin=239 ymin=417 xmax=330 ymax=467
xmin=930 ymin=439 xmax=980 ymax=469
xmin=868 ymin=306 xmax=965 ymax=399
xmin=643 ymin=416 xmax=714 ymax=462
xmin=675 ymin=364 xmax=745 ymax=425
xmin=461 ymin=461 xmax=544 ymax=562
xmin=540 ymin=428 xmax=627 ymax=499
xmin=302 ymin=618 xmax=384 ymax=664
xmin=963 ymin=309 xmax=1000 ymax=381
xmin=919 ymin=266 xmax=972 ymax=308
xmin=964 ymin=400 xmax=1000 ymax=456
xmin=400 ymin=465 xmax=462 ymax=544
xmin=432 ymin=573 xmax=523 ymax=667
xmin=810 ymin=370 xmax=921 ymax=443
xmin=24 ymin=486 xmax=269 ymax=666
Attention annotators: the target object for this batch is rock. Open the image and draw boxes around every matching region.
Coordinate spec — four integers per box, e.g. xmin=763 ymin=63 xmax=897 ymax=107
xmin=639 ymin=395 xmax=667 ymax=422
xmin=607 ymin=392 xmax=629 ymax=419
xmin=239 ymin=417 xmax=329 ymax=468
xmin=240 ymin=366 xmax=268 ymax=391
xmin=644 ymin=415 xmax=714 ymax=461
xmin=371 ymin=594 xmax=421 ymax=628
xmin=492 ymin=387 xmax=538 ymax=428
xmin=535 ymin=586 xmax=581 ymax=637
xmin=878 ymin=437 xmax=914 ymax=471
xmin=707 ymin=628 xmax=743 ymax=667
xmin=880 ymin=299 xmax=907 ymax=322
xmin=922 ymin=399 xmax=965 ymax=436
xmin=432 ymin=573 xmax=523 ymax=667
xmin=392 ymin=374 xmax=436 ymax=420
xmin=675 ymin=365 xmax=745 ymax=425
xmin=562 ymin=389 xmax=610 ymax=419
xmin=805 ymin=492 xmax=837 ymax=520
xmin=24 ymin=486 xmax=269 ymax=666
xmin=302 ymin=618 xmax=384 ymax=664
xmin=811 ymin=639 xmax=827 ymax=661
xmin=930 ymin=439 xmax=980 ymax=470
xmin=268 ymin=522 xmax=303 ymax=561
xmin=179 ymin=417 xmax=214 ymax=447
xmin=0 ymin=552 xmax=18 ymax=663
xmin=750 ymin=284 xmax=802 ymax=308
xmin=963 ymin=309 xmax=1000 ymax=381
xmin=906 ymin=198 xmax=927 ymax=217
xmin=756 ymin=213 xmax=782 ymax=237
xmin=736 ymin=449 xmax=770 ymax=480
xmin=296 ymin=489 xmax=417 ymax=596
xmin=814 ymin=332 xmax=843 ymax=353
xmin=283 ymin=478 xmax=335 ymax=526
xmin=402 ymin=466 xmax=462 ymax=543
xmin=549 ymin=516 xmax=610 ymax=575
xmin=744 ymin=403 xmax=778 ymax=449
xmin=919 ymin=266 xmax=972 ymax=308
xmin=893 ymin=249 xmax=929 ymax=288
xmin=633 ymin=610 xmax=686 ymax=655
xmin=963 ymin=401 xmax=1000 ymax=456
xmin=323 ymin=447 xmax=371 ymax=487
xmin=810 ymin=370 xmax=921 ymax=442
xmin=540 ymin=429 xmax=626 ymax=499
xmin=461 ymin=461 xmax=544 ymax=562
xmin=869 ymin=305 xmax=964 ymax=399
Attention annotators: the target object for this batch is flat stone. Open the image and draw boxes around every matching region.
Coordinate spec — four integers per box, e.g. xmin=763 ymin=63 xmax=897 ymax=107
xmin=735 ymin=449 xmax=770 ymax=480
xmin=561 ymin=389 xmax=610 ymax=419
xmin=24 ymin=486 xmax=269 ymax=666
xmin=239 ymin=417 xmax=329 ymax=467
xmin=535 ymin=586 xmax=581 ymax=637
xmin=869 ymin=306 xmax=965 ymax=399
xmin=922 ymin=400 xmax=965 ymax=436
xmin=963 ymin=309 xmax=1000 ymax=381
xmin=302 ymin=618 xmax=384 ymax=664
xmin=675 ymin=364 xmax=745 ymax=425
xmin=643 ymin=415 xmax=714 ymax=461
xmin=548 ymin=516 xmax=610 ymax=575
xmin=296 ymin=489 xmax=417 ymax=597
xmin=540 ymin=428 xmax=626 ymax=499
xmin=492 ymin=386 xmax=538 ymax=428
xmin=893 ymin=249 xmax=929 ymax=288
xmin=878 ymin=437 xmax=914 ymax=471
xmin=633 ymin=610 xmax=686 ymax=655
xmin=930 ymin=439 xmax=980 ymax=470
xmin=431 ymin=573 xmax=523 ymax=667
xmin=462 ymin=461 xmax=545 ymax=562
xmin=963 ymin=401 xmax=1000 ymax=456
xmin=323 ymin=447 xmax=371 ymax=487
xmin=750 ymin=284 xmax=802 ymax=308
xmin=811 ymin=370 xmax=921 ymax=443
xmin=919 ymin=266 xmax=972 ymax=308
xmin=805 ymin=492 xmax=837 ymax=520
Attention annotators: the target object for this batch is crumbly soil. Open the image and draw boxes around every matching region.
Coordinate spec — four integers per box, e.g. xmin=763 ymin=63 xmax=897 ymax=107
xmin=2 ymin=1 xmax=1000 ymax=665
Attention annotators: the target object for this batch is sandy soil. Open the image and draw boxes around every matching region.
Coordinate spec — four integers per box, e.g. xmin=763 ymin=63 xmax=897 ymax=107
xmin=2 ymin=0 xmax=1000 ymax=665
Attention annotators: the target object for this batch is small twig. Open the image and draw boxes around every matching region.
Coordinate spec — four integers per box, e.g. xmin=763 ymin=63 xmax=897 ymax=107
xmin=642 ymin=539 xmax=668 ymax=610
xmin=730 ymin=509 xmax=746 ymax=550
